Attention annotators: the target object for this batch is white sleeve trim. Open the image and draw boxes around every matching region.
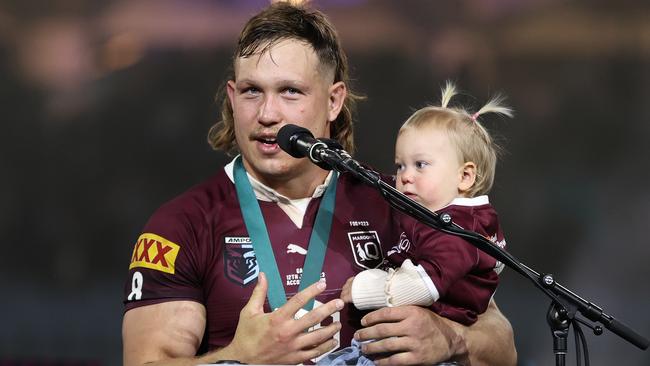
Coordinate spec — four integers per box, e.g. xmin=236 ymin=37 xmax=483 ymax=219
xmin=385 ymin=259 xmax=439 ymax=307
xmin=350 ymin=260 xmax=442 ymax=309
xmin=410 ymin=260 xmax=440 ymax=302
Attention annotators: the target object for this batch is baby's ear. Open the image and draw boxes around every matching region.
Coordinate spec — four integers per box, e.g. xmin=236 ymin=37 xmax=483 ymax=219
xmin=458 ymin=162 xmax=477 ymax=194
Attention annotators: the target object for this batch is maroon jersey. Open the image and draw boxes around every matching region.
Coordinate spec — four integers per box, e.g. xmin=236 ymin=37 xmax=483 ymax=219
xmin=123 ymin=167 xmax=397 ymax=360
xmin=386 ymin=196 xmax=506 ymax=325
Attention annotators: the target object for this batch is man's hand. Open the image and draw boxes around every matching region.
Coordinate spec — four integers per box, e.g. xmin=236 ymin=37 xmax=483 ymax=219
xmin=221 ymin=272 xmax=344 ymax=365
xmin=340 ymin=276 xmax=354 ymax=303
xmin=353 ymin=305 xmax=468 ymax=366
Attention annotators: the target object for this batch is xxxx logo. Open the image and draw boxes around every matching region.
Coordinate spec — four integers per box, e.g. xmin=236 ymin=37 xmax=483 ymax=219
xmin=129 ymin=233 xmax=181 ymax=274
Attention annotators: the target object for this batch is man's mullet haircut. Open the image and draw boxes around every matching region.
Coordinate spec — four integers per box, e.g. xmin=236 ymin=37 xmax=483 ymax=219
xmin=208 ymin=2 xmax=362 ymax=154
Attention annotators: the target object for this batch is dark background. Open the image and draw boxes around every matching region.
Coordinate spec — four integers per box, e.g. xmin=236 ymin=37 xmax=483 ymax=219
xmin=1 ymin=0 xmax=649 ymax=365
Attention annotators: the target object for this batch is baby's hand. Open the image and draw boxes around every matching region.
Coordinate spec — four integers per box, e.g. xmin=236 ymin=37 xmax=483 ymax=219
xmin=340 ymin=276 xmax=355 ymax=303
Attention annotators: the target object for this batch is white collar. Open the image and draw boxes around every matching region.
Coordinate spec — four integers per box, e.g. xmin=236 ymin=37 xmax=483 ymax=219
xmin=224 ymin=156 xmax=333 ymax=203
xmin=446 ymin=195 xmax=489 ymax=207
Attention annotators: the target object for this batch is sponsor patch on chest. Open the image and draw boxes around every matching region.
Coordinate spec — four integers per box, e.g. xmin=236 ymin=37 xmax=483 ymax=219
xmin=347 ymin=231 xmax=384 ymax=269
xmin=224 ymin=236 xmax=258 ymax=286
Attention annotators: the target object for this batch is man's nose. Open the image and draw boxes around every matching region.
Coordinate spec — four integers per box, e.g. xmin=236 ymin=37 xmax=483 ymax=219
xmin=258 ymin=94 xmax=281 ymax=126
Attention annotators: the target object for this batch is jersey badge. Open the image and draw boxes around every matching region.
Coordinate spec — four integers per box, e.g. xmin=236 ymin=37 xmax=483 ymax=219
xmin=224 ymin=236 xmax=258 ymax=286
xmin=347 ymin=231 xmax=384 ymax=269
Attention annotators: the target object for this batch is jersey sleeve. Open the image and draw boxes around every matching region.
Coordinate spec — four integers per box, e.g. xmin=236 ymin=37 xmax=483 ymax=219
xmin=392 ymin=205 xmax=502 ymax=325
xmin=399 ymin=215 xmax=479 ymax=298
xmin=123 ymin=202 xmax=206 ymax=311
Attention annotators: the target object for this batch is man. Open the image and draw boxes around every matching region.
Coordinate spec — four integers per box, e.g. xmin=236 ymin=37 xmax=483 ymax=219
xmin=122 ymin=3 xmax=516 ymax=365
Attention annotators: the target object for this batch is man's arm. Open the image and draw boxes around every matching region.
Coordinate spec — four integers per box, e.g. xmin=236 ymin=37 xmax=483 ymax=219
xmin=123 ymin=300 xmax=209 ymax=366
xmin=354 ymin=299 xmax=516 ymax=366
xmin=123 ymin=273 xmax=344 ymax=366
xmin=457 ymin=299 xmax=517 ymax=365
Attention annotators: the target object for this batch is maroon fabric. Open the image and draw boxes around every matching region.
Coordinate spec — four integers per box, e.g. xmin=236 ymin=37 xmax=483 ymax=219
xmin=123 ymin=169 xmax=397 ymax=356
xmin=388 ymin=202 xmax=505 ymax=325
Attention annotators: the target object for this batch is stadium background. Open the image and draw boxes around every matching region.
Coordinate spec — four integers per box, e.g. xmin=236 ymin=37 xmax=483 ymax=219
xmin=1 ymin=0 xmax=649 ymax=364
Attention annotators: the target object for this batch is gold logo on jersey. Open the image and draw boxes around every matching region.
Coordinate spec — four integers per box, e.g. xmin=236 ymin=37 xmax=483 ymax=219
xmin=129 ymin=233 xmax=180 ymax=274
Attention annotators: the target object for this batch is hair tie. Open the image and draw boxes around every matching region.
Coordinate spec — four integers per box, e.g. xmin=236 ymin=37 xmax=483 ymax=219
xmin=470 ymin=112 xmax=480 ymax=122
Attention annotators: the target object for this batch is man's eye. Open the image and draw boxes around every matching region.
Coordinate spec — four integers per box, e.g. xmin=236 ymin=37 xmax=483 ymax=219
xmin=242 ymin=87 xmax=260 ymax=95
xmin=283 ymin=87 xmax=301 ymax=96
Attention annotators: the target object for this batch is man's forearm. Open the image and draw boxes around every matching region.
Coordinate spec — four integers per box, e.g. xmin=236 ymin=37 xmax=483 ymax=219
xmin=454 ymin=300 xmax=517 ymax=366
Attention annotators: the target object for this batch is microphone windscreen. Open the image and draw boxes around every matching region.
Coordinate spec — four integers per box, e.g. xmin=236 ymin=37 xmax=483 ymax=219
xmin=277 ymin=124 xmax=313 ymax=158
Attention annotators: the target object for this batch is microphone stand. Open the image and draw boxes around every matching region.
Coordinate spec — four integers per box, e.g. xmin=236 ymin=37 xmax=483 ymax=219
xmin=316 ymin=149 xmax=649 ymax=365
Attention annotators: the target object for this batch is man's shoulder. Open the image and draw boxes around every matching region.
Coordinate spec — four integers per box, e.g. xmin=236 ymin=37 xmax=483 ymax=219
xmin=156 ymin=168 xmax=236 ymax=218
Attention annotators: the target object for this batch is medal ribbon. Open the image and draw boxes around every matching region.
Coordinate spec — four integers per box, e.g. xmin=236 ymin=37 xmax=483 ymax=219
xmin=233 ymin=156 xmax=338 ymax=310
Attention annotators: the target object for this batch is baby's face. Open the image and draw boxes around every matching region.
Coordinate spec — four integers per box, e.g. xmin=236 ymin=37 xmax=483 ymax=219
xmin=394 ymin=126 xmax=463 ymax=211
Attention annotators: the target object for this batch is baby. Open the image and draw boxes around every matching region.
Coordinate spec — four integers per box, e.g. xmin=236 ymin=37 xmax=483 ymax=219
xmin=344 ymin=81 xmax=512 ymax=326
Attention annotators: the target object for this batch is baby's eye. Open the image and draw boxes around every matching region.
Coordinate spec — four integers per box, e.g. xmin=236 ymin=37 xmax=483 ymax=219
xmin=415 ymin=161 xmax=429 ymax=169
xmin=395 ymin=163 xmax=405 ymax=172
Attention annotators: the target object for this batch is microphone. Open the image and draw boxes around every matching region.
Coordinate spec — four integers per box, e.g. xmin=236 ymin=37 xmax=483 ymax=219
xmin=277 ymin=124 xmax=380 ymax=186
xmin=277 ymin=124 xmax=325 ymax=159
xmin=277 ymin=124 xmax=339 ymax=170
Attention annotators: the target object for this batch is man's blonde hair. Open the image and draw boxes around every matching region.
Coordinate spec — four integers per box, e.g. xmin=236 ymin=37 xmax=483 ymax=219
xmin=399 ymin=82 xmax=513 ymax=197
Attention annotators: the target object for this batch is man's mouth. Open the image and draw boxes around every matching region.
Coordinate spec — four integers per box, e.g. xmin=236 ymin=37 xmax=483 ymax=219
xmin=256 ymin=136 xmax=277 ymax=146
xmin=253 ymin=134 xmax=281 ymax=154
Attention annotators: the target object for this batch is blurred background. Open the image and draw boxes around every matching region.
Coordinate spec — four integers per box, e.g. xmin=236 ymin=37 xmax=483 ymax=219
xmin=1 ymin=0 xmax=649 ymax=364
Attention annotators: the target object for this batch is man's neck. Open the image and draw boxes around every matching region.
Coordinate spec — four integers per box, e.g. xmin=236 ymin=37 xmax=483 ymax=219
xmin=260 ymin=167 xmax=329 ymax=199
xmin=227 ymin=157 xmax=330 ymax=200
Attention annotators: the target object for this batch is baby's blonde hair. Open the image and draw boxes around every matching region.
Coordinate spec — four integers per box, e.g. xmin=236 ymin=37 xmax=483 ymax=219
xmin=399 ymin=81 xmax=513 ymax=197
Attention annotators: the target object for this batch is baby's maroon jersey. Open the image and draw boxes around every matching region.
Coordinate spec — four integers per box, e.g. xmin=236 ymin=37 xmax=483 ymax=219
xmin=123 ymin=169 xmax=397 ymax=360
xmin=387 ymin=200 xmax=506 ymax=325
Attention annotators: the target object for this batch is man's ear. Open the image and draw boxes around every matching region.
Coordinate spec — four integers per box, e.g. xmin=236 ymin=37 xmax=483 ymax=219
xmin=327 ymin=81 xmax=347 ymax=122
xmin=458 ymin=162 xmax=477 ymax=194
xmin=226 ymin=80 xmax=236 ymax=109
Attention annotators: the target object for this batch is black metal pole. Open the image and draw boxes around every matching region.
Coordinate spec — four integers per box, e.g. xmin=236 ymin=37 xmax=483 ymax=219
xmin=548 ymin=302 xmax=570 ymax=366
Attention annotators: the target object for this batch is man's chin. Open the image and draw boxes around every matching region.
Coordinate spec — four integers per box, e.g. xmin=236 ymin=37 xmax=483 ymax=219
xmin=244 ymin=157 xmax=296 ymax=180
